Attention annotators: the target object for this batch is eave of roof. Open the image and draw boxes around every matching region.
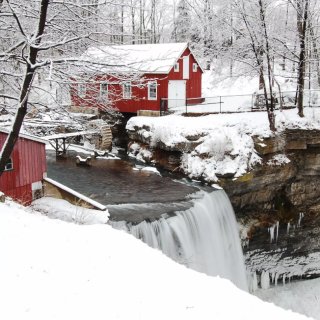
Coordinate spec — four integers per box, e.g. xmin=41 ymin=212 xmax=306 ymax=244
xmin=0 ymin=127 xmax=48 ymax=145
xmin=81 ymin=42 xmax=204 ymax=75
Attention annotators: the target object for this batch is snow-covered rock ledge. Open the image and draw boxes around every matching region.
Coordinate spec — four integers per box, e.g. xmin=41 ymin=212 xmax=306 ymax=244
xmin=126 ymin=108 xmax=320 ymax=182
xmin=127 ymin=108 xmax=320 ymax=282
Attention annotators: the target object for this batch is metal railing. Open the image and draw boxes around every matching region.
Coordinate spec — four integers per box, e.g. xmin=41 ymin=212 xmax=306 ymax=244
xmin=160 ymin=89 xmax=320 ymax=115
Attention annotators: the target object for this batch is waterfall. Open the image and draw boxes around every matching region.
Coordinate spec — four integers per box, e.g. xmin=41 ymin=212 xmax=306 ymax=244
xmin=111 ymin=190 xmax=248 ymax=291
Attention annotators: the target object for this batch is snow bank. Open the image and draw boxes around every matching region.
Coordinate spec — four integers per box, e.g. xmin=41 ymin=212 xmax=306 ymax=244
xmin=30 ymin=197 xmax=109 ymax=224
xmin=127 ymin=108 xmax=320 ymax=182
xmin=0 ymin=200 xmax=309 ymax=320
xmin=256 ymin=277 xmax=320 ymax=320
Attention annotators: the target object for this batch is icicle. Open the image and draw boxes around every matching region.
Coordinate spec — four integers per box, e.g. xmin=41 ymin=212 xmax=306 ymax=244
xmin=260 ymin=271 xmax=270 ymax=289
xmin=298 ymin=212 xmax=304 ymax=227
xmin=268 ymin=225 xmax=275 ymax=243
xmin=283 ymin=274 xmax=286 ymax=285
xmin=248 ymin=272 xmax=258 ymax=293
xmin=268 ymin=222 xmax=279 ymax=243
xmin=275 ymin=273 xmax=279 ymax=286
xmin=242 ymin=239 xmax=249 ymax=249
xmin=271 ymin=272 xmax=275 ymax=284
xmin=287 ymin=222 xmax=291 ymax=234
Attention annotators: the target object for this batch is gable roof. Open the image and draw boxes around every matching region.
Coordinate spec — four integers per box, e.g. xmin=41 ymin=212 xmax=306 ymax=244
xmin=81 ymin=42 xmax=203 ymax=74
xmin=0 ymin=128 xmax=47 ymax=145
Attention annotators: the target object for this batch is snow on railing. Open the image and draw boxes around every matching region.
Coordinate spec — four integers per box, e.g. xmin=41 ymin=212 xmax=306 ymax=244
xmin=160 ymin=89 xmax=320 ymax=115
xmin=44 ymin=177 xmax=107 ymax=211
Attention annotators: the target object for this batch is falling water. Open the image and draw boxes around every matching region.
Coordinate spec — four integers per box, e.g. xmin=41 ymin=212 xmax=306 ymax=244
xmin=111 ymin=190 xmax=248 ymax=291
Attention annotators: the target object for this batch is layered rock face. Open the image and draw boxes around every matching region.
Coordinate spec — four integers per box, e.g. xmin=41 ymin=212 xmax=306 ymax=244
xmin=222 ymin=129 xmax=320 ymax=284
xmin=127 ymin=127 xmax=320 ymax=286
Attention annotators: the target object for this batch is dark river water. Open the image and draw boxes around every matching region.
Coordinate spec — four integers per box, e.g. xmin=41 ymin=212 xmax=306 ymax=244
xmin=46 ymin=151 xmax=199 ymax=222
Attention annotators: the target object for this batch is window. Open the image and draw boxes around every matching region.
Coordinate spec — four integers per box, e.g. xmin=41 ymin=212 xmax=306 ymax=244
xmin=193 ymin=63 xmax=198 ymax=72
xmin=100 ymin=82 xmax=108 ymax=99
xmin=123 ymin=82 xmax=132 ymax=99
xmin=174 ymin=62 xmax=179 ymax=72
xmin=4 ymin=158 xmax=13 ymax=171
xmin=148 ymin=81 xmax=157 ymax=100
xmin=78 ymin=83 xmax=86 ymax=98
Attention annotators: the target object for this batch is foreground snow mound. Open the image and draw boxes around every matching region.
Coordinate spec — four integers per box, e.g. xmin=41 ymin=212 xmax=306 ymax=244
xmin=0 ymin=200 xmax=309 ymax=320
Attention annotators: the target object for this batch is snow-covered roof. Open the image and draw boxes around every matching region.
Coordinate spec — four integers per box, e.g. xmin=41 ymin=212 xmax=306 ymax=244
xmin=0 ymin=127 xmax=47 ymax=145
xmin=81 ymin=42 xmax=201 ymax=74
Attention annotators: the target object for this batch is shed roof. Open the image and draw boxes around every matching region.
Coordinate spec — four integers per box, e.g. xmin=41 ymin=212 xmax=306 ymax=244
xmin=81 ymin=42 xmax=203 ymax=74
xmin=0 ymin=128 xmax=47 ymax=145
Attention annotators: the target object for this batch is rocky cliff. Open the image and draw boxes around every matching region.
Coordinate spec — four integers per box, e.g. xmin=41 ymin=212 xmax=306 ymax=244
xmin=127 ymin=127 xmax=320 ymax=287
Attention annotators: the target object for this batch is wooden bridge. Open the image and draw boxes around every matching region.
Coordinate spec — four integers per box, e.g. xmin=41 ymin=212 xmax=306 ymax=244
xmin=45 ymin=125 xmax=113 ymax=156
xmin=45 ymin=130 xmax=98 ymax=156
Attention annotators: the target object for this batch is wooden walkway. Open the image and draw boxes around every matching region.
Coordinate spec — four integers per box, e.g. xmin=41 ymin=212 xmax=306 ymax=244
xmin=45 ymin=130 xmax=98 ymax=157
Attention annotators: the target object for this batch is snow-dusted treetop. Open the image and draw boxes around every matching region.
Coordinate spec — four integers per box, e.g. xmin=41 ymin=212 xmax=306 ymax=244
xmin=82 ymin=42 xmax=198 ymax=74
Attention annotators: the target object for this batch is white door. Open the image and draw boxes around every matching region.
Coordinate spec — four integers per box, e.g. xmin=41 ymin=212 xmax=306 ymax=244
xmin=183 ymin=56 xmax=189 ymax=80
xmin=168 ymin=80 xmax=186 ymax=110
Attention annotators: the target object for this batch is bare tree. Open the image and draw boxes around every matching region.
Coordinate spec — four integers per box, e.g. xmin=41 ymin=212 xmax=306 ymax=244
xmin=0 ymin=0 xmax=50 ymax=174
xmin=296 ymin=0 xmax=310 ymax=117
xmin=0 ymin=0 xmax=139 ymax=175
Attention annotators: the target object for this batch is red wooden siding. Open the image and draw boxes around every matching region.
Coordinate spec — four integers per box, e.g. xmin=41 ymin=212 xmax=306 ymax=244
xmin=0 ymin=132 xmax=47 ymax=205
xmin=70 ymin=47 xmax=203 ymax=114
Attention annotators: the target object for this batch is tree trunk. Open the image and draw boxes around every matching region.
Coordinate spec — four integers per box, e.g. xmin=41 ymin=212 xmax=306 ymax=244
xmin=121 ymin=5 xmax=124 ymax=44
xmin=139 ymin=0 xmax=143 ymax=43
xmin=309 ymin=22 xmax=320 ymax=88
xmin=282 ymin=2 xmax=289 ymax=71
xmin=131 ymin=1 xmax=136 ymax=44
xmin=0 ymin=0 xmax=50 ymax=175
xmin=296 ymin=0 xmax=309 ymax=117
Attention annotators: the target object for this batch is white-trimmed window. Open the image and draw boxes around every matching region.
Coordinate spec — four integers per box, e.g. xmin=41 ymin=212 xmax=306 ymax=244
xmin=148 ymin=81 xmax=157 ymax=100
xmin=78 ymin=83 xmax=86 ymax=98
xmin=100 ymin=82 xmax=108 ymax=99
xmin=174 ymin=62 xmax=179 ymax=72
xmin=193 ymin=63 xmax=198 ymax=72
xmin=4 ymin=158 xmax=13 ymax=171
xmin=123 ymin=82 xmax=132 ymax=99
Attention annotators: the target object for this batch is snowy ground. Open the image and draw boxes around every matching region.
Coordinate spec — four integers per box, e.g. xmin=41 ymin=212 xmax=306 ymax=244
xmin=0 ymin=198 xmax=310 ymax=320
xmin=127 ymin=107 xmax=320 ymax=182
xmin=255 ymin=278 xmax=320 ymax=320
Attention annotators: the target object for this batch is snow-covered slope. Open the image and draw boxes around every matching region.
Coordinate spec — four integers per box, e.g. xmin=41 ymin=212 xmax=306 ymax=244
xmin=256 ymin=278 xmax=320 ymax=320
xmin=0 ymin=199 xmax=310 ymax=320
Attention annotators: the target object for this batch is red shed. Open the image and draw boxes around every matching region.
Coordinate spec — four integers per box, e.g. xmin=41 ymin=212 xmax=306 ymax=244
xmin=0 ymin=129 xmax=47 ymax=205
xmin=70 ymin=43 xmax=203 ymax=114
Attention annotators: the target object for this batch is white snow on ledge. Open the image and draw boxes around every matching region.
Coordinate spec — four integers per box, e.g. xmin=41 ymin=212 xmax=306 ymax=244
xmin=267 ymin=154 xmax=291 ymax=166
xmin=127 ymin=108 xmax=320 ymax=182
xmin=44 ymin=177 xmax=107 ymax=211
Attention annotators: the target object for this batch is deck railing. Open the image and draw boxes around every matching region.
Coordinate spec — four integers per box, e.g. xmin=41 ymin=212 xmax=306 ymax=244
xmin=160 ymin=89 xmax=320 ymax=116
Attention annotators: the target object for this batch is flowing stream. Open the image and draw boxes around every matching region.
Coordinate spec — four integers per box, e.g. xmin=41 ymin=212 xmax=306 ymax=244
xmin=47 ymin=150 xmax=248 ymax=291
